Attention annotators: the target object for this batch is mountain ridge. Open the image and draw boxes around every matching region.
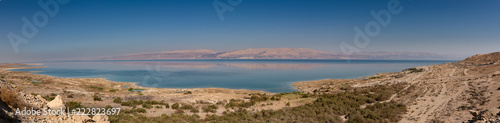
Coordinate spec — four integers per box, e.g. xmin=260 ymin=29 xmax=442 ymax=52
xmin=98 ymin=48 xmax=453 ymax=60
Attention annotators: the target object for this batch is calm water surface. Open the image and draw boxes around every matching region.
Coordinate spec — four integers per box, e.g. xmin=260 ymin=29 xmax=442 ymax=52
xmin=13 ymin=60 xmax=455 ymax=93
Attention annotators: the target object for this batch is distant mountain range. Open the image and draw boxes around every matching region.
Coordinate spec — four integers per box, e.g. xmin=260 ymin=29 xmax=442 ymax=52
xmin=97 ymin=48 xmax=455 ymax=60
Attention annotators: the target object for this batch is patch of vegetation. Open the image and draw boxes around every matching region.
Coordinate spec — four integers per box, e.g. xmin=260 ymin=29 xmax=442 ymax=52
xmin=135 ymin=108 xmax=147 ymax=113
xmin=93 ymin=94 xmax=102 ymax=101
xmin=109 ymin=113 xmax=200 ymax=123
xmin=203 ymin=105 xmax=218 ymax=113
xmin=50 ymin=93 xmax=57 ymax=96
xmin=225 ymin=93 xmax=271 ymax=109
xmin=108 ymin=83 xmax=408 ymax=122
xmin=224 ymin=99 xmax=254 ymax=108
xmin=190 ymin=108 xmax=199 ymax=113
xmin=67 ymin=94 xmax=74 ymax=98
xmin=180 ymin=104 xmax=194 ymax=110
xmin=347 ymin=101 xmax=406 ymax=123
xmin=109 ymin=89 xmax=117 ymax=92
xmin=171 ymin=103 xmax=180 ymax=109
xmin=42 ymin=95 xmax=56 ymax=101
xmin=121 ymin=100 xmax=143 ymax=107
xmin=1 ymin=87 xmax=27 ymax=109
xmin=1 ymin=76 xmax=4 ymax=78
xmin=404 ymin=68 xmax=424 ymax=73
xmin=368 ymin=76 xmax=381 ymax=79
xmin=105 ymin=105 xmax=112 ymax=110
xmin=113 ymin=97 xmax=122 ymax=103
xmin=119 ymin=99 xmax=166 ymax=109
xmin=65 ymin=101 xmax=84 ymax=111
xmin=392 ymin=74 xmax=405 ymax=78
xmin=184 ymin=91 xmax=192 ymax=94
xmin=90 ymin=86 xmax=104 ymax=90
xmin=128 ymin=88 xmax=145 ymax=92
xmin=164 ymin=103 xmax=170 ymax=109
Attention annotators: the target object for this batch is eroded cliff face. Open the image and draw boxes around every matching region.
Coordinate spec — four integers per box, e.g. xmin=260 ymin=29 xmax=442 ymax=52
xmin=294 ymin=51 xmax=500 ymax=122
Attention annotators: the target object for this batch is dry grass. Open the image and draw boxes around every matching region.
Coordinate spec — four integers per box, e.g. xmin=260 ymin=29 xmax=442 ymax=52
xmin=1 ymin=87 xmax=26 ymax=109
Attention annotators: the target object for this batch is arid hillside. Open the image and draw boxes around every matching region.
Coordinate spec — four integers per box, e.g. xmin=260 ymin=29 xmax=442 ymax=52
xmin=294 ymin=51 xmax=500 ymax=122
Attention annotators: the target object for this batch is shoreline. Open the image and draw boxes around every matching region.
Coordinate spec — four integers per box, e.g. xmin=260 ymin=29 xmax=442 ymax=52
xmin=4 ymin=63 xmax=271 ymax=94
xmin=4 ymin=60 xmax=447 ymax=94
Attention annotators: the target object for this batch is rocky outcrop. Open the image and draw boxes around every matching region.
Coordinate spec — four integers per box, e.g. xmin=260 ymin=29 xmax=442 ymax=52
xmin=47 ymin=95 xmax=65 ymax=110
xmin=0 ymin=79 xmax=110 ymax=123
xmin=92 ymin=114 xmax=110 ymax=123
xmin=469 ymin=108 xmax=500 ymax=123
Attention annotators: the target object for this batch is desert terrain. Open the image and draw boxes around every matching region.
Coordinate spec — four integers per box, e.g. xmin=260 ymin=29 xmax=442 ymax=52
xmin=1 ymin=52 xmax=499 ymax=122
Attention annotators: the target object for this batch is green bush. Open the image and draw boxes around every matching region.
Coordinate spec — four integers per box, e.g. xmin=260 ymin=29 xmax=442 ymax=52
xmin=208 ymin=105 xmax=218 ymax=110
xmin=190 ymin=108 xmax=199 ymax=113
xmin=180 ymin=104 xmax=194 ymax=110
xmin=203 ymin=105 xmax=218 ymax=113
xmin=93 ymin=94 xmax=102 ymax=101
xmin=121 ymin=100 xmax=144 ymax=107
xmin=113 ymin=97 xmax=122 ymax=103
xmin=171 ymin=103 xmax=180 ymax=109
xmin=105 ymin=105 xmax=112 ymax=110
xmin=164 ymin=103 xmax=170 ymax=108
xmin=90 ymin=86 xmax=104 ymax=90
xmin=109 ymin=89 xmax=117 ymax=92
xmin=136 ymin=108 xmax=147 ymax=113
xmin=142 ymin=104 xmax=153 ymax=109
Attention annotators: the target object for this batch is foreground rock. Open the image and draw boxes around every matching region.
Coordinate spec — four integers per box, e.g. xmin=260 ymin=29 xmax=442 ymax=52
xmin=0 ymin=79 xmax=108 ymax=123
xmin=47 ymin=95 xmax=65 ymax=110
xmin=469 ymin=108 xmax=500 ymax=122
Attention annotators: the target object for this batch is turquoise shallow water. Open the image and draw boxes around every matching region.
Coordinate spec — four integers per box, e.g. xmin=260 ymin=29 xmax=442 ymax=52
xmin=13 ymin=60 xmax=455 ymax=93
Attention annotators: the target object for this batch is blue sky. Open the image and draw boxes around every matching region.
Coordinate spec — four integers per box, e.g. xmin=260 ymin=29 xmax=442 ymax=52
xmin=1 ymin=0 xmax=499 ymax=62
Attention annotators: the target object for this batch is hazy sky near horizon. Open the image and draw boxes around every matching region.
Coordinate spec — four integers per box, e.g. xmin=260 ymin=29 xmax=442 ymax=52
xmin=1 ymin=0 xmax=499 ymax=62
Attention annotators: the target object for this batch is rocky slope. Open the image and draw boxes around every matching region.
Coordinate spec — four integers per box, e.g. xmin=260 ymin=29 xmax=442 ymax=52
xmin=293 ymin=51 xmax=500 ymax=122
xmin=0 ymin=79 xmax=111 ymax=123
xmin=99 ymin=48 xmax=448 ymax=60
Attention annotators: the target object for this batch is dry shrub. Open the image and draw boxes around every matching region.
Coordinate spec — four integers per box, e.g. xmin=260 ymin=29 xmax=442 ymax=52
xmin=0 ymin=87 xmax=26 ymax=109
